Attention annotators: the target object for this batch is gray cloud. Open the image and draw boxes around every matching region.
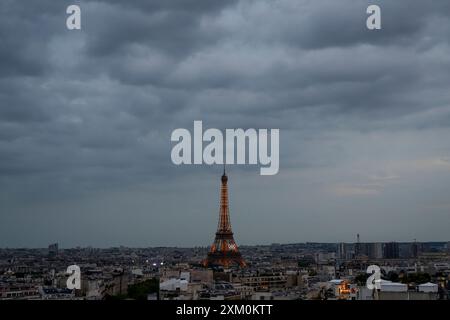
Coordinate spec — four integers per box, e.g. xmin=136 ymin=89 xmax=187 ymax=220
xmin=1 ymin=0 xmax=450 ymax=247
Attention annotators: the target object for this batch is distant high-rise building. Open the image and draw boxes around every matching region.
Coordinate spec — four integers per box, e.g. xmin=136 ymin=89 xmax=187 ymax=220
xmin=411 ymin=240 xmax=421 ymax=258
xmin=203 ymin=169 xmax=246 ymax=268
xmin=368 ymin=243 xmax=383 ymax=259
xmin=355 ymin=234 xmax=361 ymax=256
xmin=337 ymin=243 xmax=347 ymax=260
xmin=383 ymin=242 xmax=399 ymax=259
xmin=48 ymin=243 xmax=58 ymax=258
xmin=337 ymin=243 xmax=354 ymax=260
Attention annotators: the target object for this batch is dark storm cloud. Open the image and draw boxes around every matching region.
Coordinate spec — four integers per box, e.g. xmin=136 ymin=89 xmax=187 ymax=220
xmin=64 ymin=0 xmax=450 ymax=125
xmin=1 ymin=0 xmax=450 ymax=246
xmin=0 ymin=0 xmax=67 ymax=78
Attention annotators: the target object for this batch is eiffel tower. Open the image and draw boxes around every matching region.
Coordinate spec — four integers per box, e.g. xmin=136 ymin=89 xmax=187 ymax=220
xmin=204 ymin=167 xmax=246 ymax=268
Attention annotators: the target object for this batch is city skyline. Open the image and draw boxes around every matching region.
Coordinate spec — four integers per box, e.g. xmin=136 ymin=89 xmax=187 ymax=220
xmin=1 ymin=239 xmax=449 ymax=250
xmin=2 ymin=0 xmax=450 ymax=247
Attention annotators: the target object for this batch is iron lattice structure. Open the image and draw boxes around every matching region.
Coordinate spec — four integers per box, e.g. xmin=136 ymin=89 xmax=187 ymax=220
xmin=204 ymin=170 xmax=246 ymax=268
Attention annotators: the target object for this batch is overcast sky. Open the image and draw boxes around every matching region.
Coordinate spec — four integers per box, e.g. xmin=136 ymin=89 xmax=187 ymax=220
xmin=1 ymin=0 xmax=450 ymax=248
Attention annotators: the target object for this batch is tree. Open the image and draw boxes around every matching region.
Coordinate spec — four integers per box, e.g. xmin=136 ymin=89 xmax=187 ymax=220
xmin=104 ymin=278 xmax=159 ymax=300
xmin=355 ymin=273 xmax=369 ymax=286
xmin=402 ymin=272 xmax=431 ymax=284
xmin=387 ymin=271 xmax=399 ymax=282
xmin=127 ymin=278 xmax=159 ymax=300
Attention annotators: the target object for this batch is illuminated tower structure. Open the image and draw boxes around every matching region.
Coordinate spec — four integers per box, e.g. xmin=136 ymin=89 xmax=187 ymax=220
xmin=204 ymin=168 xmax=246 ymax=268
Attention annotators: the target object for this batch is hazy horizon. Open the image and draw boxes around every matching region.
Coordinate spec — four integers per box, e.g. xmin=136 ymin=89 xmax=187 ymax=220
xmin=2 ymin=238 xmax=449 ymax=250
